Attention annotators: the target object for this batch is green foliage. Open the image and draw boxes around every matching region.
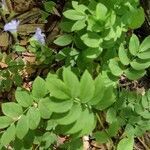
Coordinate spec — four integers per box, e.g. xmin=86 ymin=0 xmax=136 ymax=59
xmin=15 ymin=88 xmax=33 ymax=107
xmin=0 ymin=116 xmax=13 ymax=129
xmin=52 ymin=0 xmax=145 ymax=74
xmin=41 ymin=0 xmax=56 ymax=20
xmin=117 ymin=136 xmax=134 ymax=150
xmin=54 ymin=34 xmax=73 ymax=46
xmin=109 ymin=34 xmax=150 ymax=80
xmin=0 ymin=52 xmax=24 ymax=92
xmin=16 ymin=115 xmax=29 ymax=139
xmin=58 ymin=0 xmax=145 ymax=50
xmin=1 ymin=124 xmax=16 ymax=146
xmin=1 ymin=0 xmax=150 ymax=149
xmin=2 ymin=102 xmax=23 ymax=119
xmin=32 ymin=76 xmax=47 ymax=99
xmin=0 ymin=68 xmax=117 ymax=148
xmin=28 ymin=41 xmax=53 ymax=64
xmin=94 ymin=121 xmax=120 ymax=143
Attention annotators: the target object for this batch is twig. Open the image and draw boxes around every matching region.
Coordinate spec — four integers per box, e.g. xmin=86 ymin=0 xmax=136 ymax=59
xmin=134 ymin=144 xmax=141 ymax=150
xmin=137 ymin=137 xmax=150 ymax=150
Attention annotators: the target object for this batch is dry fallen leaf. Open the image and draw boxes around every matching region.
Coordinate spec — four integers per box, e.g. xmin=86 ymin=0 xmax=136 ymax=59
xmin=22 ymin=52 xmax=36 ymax=63
xmin=0 ymin=62 xmax=8 ymax=68
xmin=0 ymin=32 xmax=10 ymax=47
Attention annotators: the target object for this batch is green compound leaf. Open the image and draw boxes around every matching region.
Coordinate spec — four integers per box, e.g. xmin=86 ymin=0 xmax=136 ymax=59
xmin=13 ymin=138 xmax=24 ymax=150
xmin=130 ymin=59 xmax=150 ymax=70
xmin=139 ymin=35 xmax=150 ymax=52
xmin=63 ymin=9 xmax=85 ymax=20
xmin=54 ymin=35 xmax=73 ymax=46
xmin=65 ymin=107 xmax=95 ymax=135
xmin=78 ymin=110 xmax=96 ymax=136
xmin=80 ymin=70 xmax=95 ymax=103
xmin=107 ymin=121 xmax=119 ymax=137
xmin=88 ymin=74 xmax=106 ymax=105
xmin=117 ymin=136 xmax=134 ymax=150
xmin=140 ymin=110 xmax=150 ymax=119
xmin=124 ymin=124 xmax=136 ymax=137
xmin=72 ymin=1 xmax=87 ymax=13
xmin=109 ymin=59 xmax=124 ymax=76
xmin=95 ymin=86 xmax=116 ymax=110
xmin=1 ymin=124 xmax=16 ymax=146
xmin=63 ymin=68 xmax=80 ymax=98
xmin=32 ymin=76 xmax=47 ymax=100
xmin=15 ymin=89 xmax=33 ymax=107
xmin=129 ymin=34 xmax=140 ymax=56
xmin=125 ymin=68 xmax=146 ymax=80
xmin=137 ymin=50 xmax=150 ymax=59
xmin=59 ymin=21 xmax=74 ymax=33
xmin=71 ymin=20 xmax=86 ymax=31
xmin=40 ymin=97 xmax=73 ymax=113
xmin=44 ymin=1 xmax=55 ymax=13
xmin=27 ymin=107 xmax=41 ymax=130
xmin=128 ymin=7 xmax=145 ymax=29
xmin=2 ymin=102 xmax=23 ymax=119
xmin=46 ymin=120 xmax=57 ymax=130
xmin=38 ymin=98 xmax=52 ymax=119
xmin=46 ymin=76 xmax=70 ymax=100
xmin=81 ymin=33 xmax=102 ymax=48
xmin=82 ymin=47 xmax=102 ymax=59
xmin=119 ymin=44 xmax=130 ymax=65
xmin=41 ymin=132 xmax=57 ymax=149
xmin=0 ymin=116 xmax=13 ymax=129
xmin=142 ymin=94 xmax=149 ymax=109
xmin=93 ymin=131 xmax=109 ymax=143
xmin=106 ymin=108 xmax=117 ymax=124
xmin=16 ymin=115 xmax=29 ymax=139
xmin=96 ymin=3 xmax=108 ymax=20
xmin=52 ymin=103 xmax=82 ymax=125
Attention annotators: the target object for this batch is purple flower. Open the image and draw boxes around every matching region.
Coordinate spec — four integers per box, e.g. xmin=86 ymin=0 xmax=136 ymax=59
xmin=33 ymin=28 xmax=45 ymax=45
xmin=4 ymin=20 xmax=20 ymax=33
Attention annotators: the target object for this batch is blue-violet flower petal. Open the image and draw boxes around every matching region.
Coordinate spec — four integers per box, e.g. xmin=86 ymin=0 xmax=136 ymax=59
xmin=4 ymin=20 xmax=20 ymax=33
xmin=33 ymin=28 xmax=45 ymax=45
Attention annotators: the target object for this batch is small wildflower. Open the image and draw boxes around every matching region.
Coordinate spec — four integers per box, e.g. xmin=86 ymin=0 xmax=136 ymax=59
xmin=4 ymin=20 xmax=20 ymax=33
xmin=33 ymin=28 xmax=45 ymax=45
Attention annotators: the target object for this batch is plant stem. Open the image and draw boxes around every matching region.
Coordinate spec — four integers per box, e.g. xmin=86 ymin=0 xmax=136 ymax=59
xmin=96 ymin=113 xmax=114 ymax=150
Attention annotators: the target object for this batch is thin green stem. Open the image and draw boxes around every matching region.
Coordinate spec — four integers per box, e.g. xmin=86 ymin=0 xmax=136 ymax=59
xmin=96 ymin=113 xmax=114 ymax=150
